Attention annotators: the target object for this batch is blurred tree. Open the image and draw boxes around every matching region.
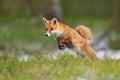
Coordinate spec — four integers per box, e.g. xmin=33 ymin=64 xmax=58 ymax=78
xmin=1 ymin=0 xmax=30 ymax=15
xmin=93 ymin=0 xmax=120 ymax=50
xmin=0 ymin=0 xmax=63 ymax=21
xmin=109 ymin=0 xmax=120 ymax=49
xmin=0 ymin=0 xmax=112 ymax=19
xmin=26 ymin=0 xmax=52 ymax=16
xmin=20 ymin=0 xmax=31 ymax=16
xmin=51 ymin=0 xmax=63 ymax=21
xmin=23 ymin=0 xmax=63 ymax=21
xmin=42 ymin=0 xmax=63 ymax=21
xmin=0 ymin=0 xmax=2 ymax=13
xmin=61 ymin=0 xmax=111 ymax=17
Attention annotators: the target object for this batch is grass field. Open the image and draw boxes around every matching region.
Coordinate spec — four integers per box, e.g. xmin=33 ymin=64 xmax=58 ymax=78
xmin=0 ymin=54 xmax=120 ymax=80
xmin=0 ymin=16 xmax=120 ymax=80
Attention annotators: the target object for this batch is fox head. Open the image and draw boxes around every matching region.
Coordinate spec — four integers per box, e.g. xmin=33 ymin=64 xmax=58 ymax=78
xmin=42 ymin=17 xmax=63 ymax=37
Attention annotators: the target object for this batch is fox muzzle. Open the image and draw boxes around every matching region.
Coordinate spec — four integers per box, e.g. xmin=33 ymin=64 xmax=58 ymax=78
xmin=45 ymin=33 xmax=51 ymax=37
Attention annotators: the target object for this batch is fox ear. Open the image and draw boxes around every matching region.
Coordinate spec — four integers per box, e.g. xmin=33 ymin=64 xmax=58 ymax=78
xmin=51 ymin=17 xmax=58 ymax=25
xmin=42 ymin=17 xmax=48 ymax=25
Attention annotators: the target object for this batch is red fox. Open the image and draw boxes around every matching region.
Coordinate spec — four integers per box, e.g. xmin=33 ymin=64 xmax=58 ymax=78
xmin=43 ymin=17 xmax=98 ymax=60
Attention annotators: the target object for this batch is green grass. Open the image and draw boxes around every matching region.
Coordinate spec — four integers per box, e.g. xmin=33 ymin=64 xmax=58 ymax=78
xmin=0 ymin=54 xmax=120 ymax=80
xmin=0 ymin=16 xmax=119 ymax=80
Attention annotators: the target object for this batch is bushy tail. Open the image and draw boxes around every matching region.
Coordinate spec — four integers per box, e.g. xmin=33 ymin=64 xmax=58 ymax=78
xmin=75 ymin=25 xmax=93 ymax=44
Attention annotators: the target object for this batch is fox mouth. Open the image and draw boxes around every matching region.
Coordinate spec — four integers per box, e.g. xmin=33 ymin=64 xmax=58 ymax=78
xmin=51 ymin=33 xmax=58 ymax=37
xmin=46 ymin=33 xmax=57 ymax=37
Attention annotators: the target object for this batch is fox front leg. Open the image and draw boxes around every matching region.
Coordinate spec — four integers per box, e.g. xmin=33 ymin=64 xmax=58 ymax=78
xmin=57 ymin=37 xmax=65 ymax=50
xmin=57 ymin=36 xmax=72 ymax=50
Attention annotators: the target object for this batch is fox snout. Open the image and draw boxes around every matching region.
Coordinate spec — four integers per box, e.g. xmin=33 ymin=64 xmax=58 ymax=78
xmin=45 ymin=33 xmax=51 ymax=37
xmin=45 ymin=34 xmax=48 ymax=36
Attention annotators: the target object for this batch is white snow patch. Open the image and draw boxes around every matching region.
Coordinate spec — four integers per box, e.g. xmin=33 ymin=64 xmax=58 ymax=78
xmin=47 ymin=48 xmax=77 ymax=59
xmin=96 ymin=49 xmax=120 ymax=60
xmin=47 ymin=48 xmax=120 ymax=60
xmin=18 ymin=53 xmax=35 ymax=62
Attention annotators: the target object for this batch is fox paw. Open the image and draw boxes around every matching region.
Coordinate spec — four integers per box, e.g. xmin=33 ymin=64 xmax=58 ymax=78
xmin=59 ymin=45 xmax=65 ymax=50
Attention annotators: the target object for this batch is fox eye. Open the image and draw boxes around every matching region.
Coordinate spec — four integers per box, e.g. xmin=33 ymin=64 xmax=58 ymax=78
xmin=51 ymin=28 xmax=53 ymax=30
xmin=46 ymin=28 xmax=48 ymax=31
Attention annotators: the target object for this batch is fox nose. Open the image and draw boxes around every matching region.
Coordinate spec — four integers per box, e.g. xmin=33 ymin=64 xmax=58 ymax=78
xmin=45 ymin=34 xmax=48 ymax=36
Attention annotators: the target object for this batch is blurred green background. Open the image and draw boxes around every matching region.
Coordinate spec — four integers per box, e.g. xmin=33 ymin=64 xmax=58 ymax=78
xmin=0 ymin=0 xmax=120 ymax=80
xmin=0 ymin=0 xmax=120 ymax=56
